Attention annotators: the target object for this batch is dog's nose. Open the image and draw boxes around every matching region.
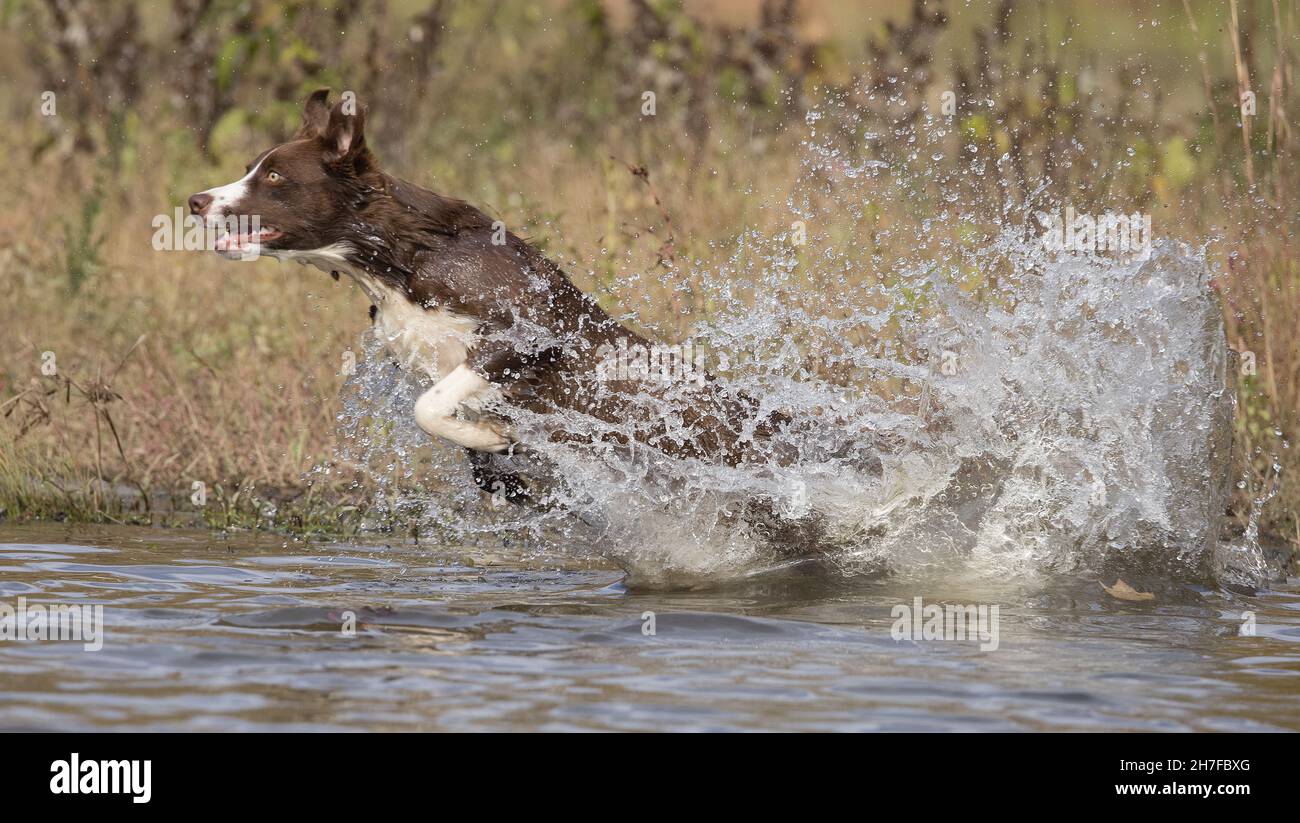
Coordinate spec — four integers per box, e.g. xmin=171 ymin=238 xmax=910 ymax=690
xmin=188 ymin=193 xmax=213 ymax=216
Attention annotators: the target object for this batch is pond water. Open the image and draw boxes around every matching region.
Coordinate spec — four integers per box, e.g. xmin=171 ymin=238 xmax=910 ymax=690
xmin=2 ymin=522 xmax=1296 ymax=731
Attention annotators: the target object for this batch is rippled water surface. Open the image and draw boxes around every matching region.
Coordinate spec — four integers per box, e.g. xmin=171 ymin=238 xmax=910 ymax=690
xmin=1 ymin=522 xmax=1297 ymax=731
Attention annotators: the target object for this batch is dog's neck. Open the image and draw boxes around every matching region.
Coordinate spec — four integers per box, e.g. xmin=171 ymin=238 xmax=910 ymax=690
xmin=274 ymin=170 xmax=494 ymax=297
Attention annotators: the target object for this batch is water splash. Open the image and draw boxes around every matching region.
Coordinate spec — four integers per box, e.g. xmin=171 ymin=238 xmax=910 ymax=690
xmin=328 ymin=109 xmax=1258 ymax=590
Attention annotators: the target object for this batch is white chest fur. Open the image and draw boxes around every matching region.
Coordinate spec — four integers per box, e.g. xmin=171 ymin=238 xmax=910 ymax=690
xmin=369 ymin=288 xmax=478 ymax=379
xmin=275 ymin=244 xmax=479 ymax=380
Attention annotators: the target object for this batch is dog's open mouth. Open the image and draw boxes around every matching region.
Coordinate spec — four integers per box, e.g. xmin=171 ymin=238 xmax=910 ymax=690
xmin=212 ymin=225 xmax=283 ymax=254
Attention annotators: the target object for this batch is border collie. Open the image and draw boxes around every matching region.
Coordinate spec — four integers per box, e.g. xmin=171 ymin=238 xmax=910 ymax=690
xmin=189 ymin=90 xmax=801 ymax=503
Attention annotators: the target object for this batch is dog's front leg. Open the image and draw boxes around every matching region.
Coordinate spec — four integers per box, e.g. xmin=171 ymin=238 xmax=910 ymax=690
xmin=467 ymin=448 xmax=534 ymax=506
xmin=413 ymin=364 xmax=514 ymax=452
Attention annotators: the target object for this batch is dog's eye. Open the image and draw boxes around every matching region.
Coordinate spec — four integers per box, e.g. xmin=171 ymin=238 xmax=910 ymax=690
xmin=266 ymin=171 xmax=283 ymax=183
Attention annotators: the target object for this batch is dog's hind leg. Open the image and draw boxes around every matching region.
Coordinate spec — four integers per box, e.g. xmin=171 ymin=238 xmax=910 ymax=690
xmin=413 ymin=364 xmax=514 ymax=453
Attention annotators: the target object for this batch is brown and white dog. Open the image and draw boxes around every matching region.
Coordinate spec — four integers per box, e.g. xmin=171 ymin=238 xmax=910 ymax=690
xmin=189 ymin=91 xmax=798 ymax=503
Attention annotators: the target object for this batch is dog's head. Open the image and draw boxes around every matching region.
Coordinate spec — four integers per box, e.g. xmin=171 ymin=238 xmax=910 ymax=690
xmin=188 ymin=90 xmax=372 ymax=259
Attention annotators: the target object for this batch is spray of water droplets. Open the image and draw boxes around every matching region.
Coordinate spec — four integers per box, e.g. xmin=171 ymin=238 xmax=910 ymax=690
xmin=324 ymin=105 xmax=1263 ymax=590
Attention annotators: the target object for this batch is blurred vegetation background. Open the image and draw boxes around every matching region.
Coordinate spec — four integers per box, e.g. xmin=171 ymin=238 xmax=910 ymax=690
xmin=0 ymin=0 xmax=1294 ymax=552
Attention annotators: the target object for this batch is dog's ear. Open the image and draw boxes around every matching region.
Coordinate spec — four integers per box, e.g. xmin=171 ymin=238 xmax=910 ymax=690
xmin=294 ymin=89 xmax=332 ymax=140
xmin=321 ymin=97 xmax=367 ymax=164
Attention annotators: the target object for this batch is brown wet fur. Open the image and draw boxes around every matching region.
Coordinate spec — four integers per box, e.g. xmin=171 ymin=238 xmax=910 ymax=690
xmin=192 ymin=90 xmax=795 ymax=469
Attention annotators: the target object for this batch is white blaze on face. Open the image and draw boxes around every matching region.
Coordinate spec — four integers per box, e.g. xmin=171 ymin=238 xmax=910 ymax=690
xmin=198 ymin=155 xmax=264 ymax=224
xmin=202 ymin=170 xmax=252 ymax=218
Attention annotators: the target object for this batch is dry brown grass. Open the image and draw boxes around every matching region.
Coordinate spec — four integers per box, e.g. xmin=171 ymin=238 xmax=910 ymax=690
xmin=0 ymin=0 xmax=1295 ymax=552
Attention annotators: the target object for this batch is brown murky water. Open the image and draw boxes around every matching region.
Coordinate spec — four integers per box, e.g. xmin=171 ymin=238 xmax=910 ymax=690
xmin=1 ymin=522 xmax=1297 ymax=731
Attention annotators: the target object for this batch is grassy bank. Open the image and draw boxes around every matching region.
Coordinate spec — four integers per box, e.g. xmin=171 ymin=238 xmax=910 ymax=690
xmin=0 ymin=0 xmax=1295 ymax=556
